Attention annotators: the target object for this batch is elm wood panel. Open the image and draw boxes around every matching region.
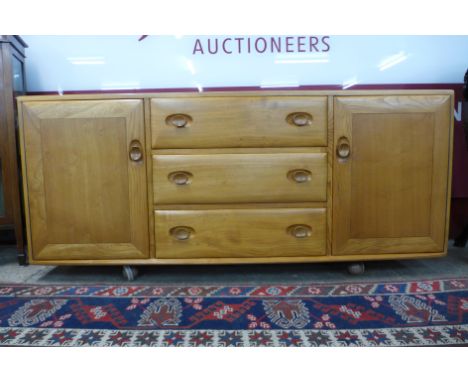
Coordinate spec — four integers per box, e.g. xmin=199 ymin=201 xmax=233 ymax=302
xmin=144 ymin=98 xmax=156 ymax=258
xmin=149 ymin=251 xmax=445 ymax=264
xmin=31 ymin=244 xmax=148 ymax=261
xmin=152 ymin=147 xmax=328 ymax=155
xmin=41 ymin=118 xmax=131 ymax=244
xmin=27 ymin=251 xmax=446 ymax=266
xmin=153 ymin=152 xmax=327 ymax=204
xmin=154 ymin=208 xmax=326 ymax=259
xmin=21 ymin=100 xmax=149 ymax=261
xmin=17 ymin=101 xmax=32 ymax=261
xmin=155 ymin=202 xmax=327 ymax=210
xmin=350 ymin=113 xmax=434 ymax=238
xmin=326 ymin=95 xmax=334 ymax=256
xmin=151 ymin=96 xmax=328 ymax=148
xmin=332 ymin=95 xmax=452 ymax=255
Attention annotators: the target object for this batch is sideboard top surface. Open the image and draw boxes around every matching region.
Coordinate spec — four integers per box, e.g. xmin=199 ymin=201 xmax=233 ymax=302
xmin=17 ymin=89 xmax=454 ymax=102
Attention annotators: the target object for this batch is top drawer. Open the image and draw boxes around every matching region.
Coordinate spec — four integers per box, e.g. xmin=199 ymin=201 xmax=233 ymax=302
xmin=151 ymin=96 xmax=327 ymax=148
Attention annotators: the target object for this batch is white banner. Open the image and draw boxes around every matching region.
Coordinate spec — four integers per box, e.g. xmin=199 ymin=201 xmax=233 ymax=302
xmin=23 ymin=35 xmax=468 ymax=92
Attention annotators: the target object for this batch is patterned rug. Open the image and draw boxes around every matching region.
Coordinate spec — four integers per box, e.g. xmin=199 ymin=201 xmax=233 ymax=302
xmin=1 ymin=278 xmax=468 ymax=346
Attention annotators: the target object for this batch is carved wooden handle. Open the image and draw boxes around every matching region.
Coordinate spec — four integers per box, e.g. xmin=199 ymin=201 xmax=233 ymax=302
xmin=288 ymin=169 xmax=312 ymax=183
xmin=166 ymin=114 xmax=192 ymax=128
xmin=168 ymin=171 xmax=193 ymax=186
xmin=287 ymin=224 xmax=312 ymax=238
xmin=336 ymin=136 xmax=351 ymax=159
xmin=286 ymin=112 xmax=313 ymax=127
xmin=170 ymin=226 xmax=194 ymax=241
xmin=129 ymin=140 xmax=143 ymax=162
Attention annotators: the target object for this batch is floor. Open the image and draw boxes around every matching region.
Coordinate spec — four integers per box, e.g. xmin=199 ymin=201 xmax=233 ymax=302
xmin=0 ymin=242 xmax=467 ymax=285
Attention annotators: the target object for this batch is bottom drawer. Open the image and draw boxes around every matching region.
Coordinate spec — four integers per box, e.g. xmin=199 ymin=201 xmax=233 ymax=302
xmin=155 ymin=208 xmax=326 ymax=259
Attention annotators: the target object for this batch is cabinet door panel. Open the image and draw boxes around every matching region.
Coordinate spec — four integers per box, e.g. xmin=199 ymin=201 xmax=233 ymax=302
xmin=22 ymin=100 xmax=149 ymax=261
xmin=332 ymin=95 xmax=452 ymax=255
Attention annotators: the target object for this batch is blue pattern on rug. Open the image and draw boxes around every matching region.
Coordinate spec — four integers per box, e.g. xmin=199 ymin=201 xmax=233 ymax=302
xmin=0 ymin=278 xmax=467 ymax=346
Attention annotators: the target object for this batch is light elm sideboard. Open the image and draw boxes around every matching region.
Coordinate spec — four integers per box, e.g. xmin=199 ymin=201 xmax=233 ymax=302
xmin=17 ymin=90 xmax=454 ymax=278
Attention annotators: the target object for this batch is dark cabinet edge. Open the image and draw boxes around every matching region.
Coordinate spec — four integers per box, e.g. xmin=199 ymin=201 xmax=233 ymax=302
xmin=0 ymin=35 xmax=27 ymax=59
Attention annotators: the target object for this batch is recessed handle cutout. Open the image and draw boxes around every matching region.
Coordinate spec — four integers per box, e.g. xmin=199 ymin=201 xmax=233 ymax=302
xmin=168 ymin=171 xmax=193 ymax=186
xmin=287 ymin=224 xmax=312 ymax=238
xmin=287 ymin=169 xmax=312 ymax=183
xmin=286 ymin=112 xmax=313 ymax=127
xmin=166 ymin=114 xmax=193 ymax=128
xmin=170 ymin=226 xmax=195 ymax=241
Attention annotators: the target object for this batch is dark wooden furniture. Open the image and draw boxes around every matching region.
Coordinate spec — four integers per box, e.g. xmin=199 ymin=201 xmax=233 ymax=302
xmin=454 ymin=69 xmax=468 ymax=247
xmin=0 ymin=35 xmax=27 ymax=263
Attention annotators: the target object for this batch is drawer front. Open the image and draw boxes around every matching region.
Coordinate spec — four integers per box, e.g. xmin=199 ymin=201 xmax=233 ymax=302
xmin=153 ymin=152 xmax=327 ymax=204
xmin=155 ymin=208 xmax=326 ymax=258
xmin=151 ymin=96 xmax=327 ymax=148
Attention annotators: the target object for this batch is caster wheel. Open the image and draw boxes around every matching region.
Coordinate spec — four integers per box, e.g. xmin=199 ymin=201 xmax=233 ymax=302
xmin=347 ymin=262 xmax=365 ymax=275
xmin=122 ymin=266 xmax=138 ymax=281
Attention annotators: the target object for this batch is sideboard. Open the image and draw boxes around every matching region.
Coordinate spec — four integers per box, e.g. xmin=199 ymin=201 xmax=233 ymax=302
xmin=17 ymin=90 xmax=454 ymax=278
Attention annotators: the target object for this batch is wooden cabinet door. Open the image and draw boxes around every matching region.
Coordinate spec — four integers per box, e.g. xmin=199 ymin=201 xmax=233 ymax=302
xmin=21 ymin=100 xmax=149 ymax=261
xmin=333 ymin=95 xmax=452 ymax=255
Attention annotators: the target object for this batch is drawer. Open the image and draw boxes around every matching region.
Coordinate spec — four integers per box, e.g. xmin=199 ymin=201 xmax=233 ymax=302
xmin=153 ymin=151 xmax=327 ymax=204
xmin=154 ymin=208 xmax=326 ymax=258
xmin=151 ymin=96 xmax=327 ymax=148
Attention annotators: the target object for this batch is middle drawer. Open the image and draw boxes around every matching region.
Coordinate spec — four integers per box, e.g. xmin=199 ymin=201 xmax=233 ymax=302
xmin=153 ymin=151 xmax=327 ymax=204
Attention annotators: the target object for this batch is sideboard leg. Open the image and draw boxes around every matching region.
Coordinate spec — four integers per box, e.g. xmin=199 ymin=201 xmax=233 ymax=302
xmin=122 ymin=266 xmax=138 ymax=281
xmin=454 ymin=224 xmax=468 ymax=247
xmin=347 ymin=262 xmax=365 ymax=275
xmin=17 ymin=252 xmax=29 ymax=266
